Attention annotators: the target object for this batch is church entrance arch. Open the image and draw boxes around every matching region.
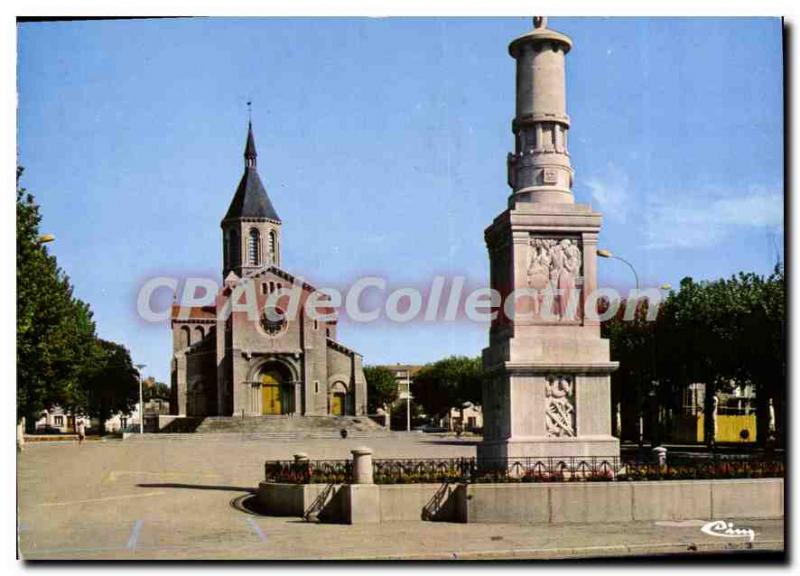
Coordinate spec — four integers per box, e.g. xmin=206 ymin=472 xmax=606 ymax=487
xmin=188 ymin=378 xmax=206 ymax=416
xmin=329 ymin=381 xmax=349 ymax=416
xmin=258 ymin=362 xmax=294 ymax=415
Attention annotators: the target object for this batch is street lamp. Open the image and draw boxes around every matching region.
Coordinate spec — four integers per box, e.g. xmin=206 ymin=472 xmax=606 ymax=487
xmin=652 ymin=283 xmax=672 ymax=447
xmin=597 ymin=249 xmax=645 ymax=450
xmin=37 ymin=234 xmax=56 ymax=244
xmin=135 ymin=363 xmax=146 ymax=434
xmin=596 ymin=249 xmax=639 ymax=291
xmin=400 ymin=371 xmax=413 ymax=432
xmin=598 ymin=250 xmax=674 ymax=452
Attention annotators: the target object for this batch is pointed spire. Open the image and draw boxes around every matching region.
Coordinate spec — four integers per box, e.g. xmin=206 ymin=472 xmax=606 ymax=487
xmin=244 ymin=119 xmax=257 ymax=168
xmin=223 ymin=118 xmax=281 ymax=224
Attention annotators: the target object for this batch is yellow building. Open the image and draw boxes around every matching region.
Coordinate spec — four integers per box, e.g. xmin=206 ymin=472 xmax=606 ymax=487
xmin=672 ymin=413 xmax=756 ymax=443
xmin=672 ymin=382 xmax=757 ymax=443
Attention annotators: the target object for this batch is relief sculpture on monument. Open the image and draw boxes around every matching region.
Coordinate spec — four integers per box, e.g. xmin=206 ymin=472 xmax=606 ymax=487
xmin=527 ymin=237 xmax=582 ymax=321
xmin=545 ymin=375 xmax=576 ymax=438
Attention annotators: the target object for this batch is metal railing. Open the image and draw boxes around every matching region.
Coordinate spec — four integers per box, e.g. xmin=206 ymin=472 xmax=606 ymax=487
xmin=474 ymin=456 xmax=622 ymax=482
xmin=264 ymin=459 xmax=352 ymax=484
xmin=374 ymin=457 xmax=476 ymax=484
xmin=304 ymin=482 xmax=337 ymax=522
xmin=263 ymin=454 xmax=784 ymax=485
xmin=625 ymin=452 xmax=785 ymax=481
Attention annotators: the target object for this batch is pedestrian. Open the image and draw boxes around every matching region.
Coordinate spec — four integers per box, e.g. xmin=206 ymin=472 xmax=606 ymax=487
xmin=76 ymin=417 xmax=86 ymax=445
xmin=16 ymin=418 xmax=25 ymax=453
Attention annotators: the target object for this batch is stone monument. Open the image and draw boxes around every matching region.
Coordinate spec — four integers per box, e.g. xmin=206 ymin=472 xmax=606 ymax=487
xmin=478 ymin=17 xmax=620 ymax=463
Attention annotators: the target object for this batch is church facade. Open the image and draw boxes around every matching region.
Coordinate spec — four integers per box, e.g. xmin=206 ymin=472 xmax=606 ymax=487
xmin=170 ymin=123 xmax=367 ymax=418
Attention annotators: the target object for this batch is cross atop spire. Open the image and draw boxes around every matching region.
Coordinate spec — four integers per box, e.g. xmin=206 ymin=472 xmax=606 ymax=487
xmin=244 ymin=119 xmax=257 ymax=168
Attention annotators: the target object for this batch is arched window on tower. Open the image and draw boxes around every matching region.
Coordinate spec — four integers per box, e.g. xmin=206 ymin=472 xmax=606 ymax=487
xmin=248 ymin=229 xmax=261 ymax=265
xmin=230 ymin=229 xmax=240 ymax=267
xmin=269 ymin=230 xmax=277 ymax=264
xmin=180 ymin=326 xmax=190 ymax=349
xmin=223 ymin=231 xmax=230 ymax=270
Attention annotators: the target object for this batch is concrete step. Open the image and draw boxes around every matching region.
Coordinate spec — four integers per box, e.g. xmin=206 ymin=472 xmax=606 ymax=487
xmin=193 ymin=415 xmax=385 ymax=435
xmin=126 ymin=429 xmax=394 ymax=441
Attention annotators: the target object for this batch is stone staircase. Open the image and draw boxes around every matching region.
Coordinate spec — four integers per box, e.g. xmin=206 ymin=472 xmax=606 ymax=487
xmin=189 ymin=415 xmax=389 ymax=439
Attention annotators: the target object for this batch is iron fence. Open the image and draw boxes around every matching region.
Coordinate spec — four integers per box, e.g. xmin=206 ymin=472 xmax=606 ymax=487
xmin=263 ymin=453 xmax=784 ymax=485
xmin=264 ymin=459 xmax=352 ymax=484
xmin=474 ymin=456 xmax=622 ymax=482
xmin=623 ymin=453 xmax=785 ymax=481
xmin=373 ymin=457 xmax=476 ymax=484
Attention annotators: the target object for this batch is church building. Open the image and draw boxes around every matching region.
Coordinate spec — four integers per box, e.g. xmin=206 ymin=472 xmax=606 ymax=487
xmin=170 ymin=123 xmax=367 ymax=418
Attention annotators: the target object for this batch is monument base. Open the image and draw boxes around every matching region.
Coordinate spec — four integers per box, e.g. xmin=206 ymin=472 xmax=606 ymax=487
xmin=477 ymin=436 xmax=620 ymax=462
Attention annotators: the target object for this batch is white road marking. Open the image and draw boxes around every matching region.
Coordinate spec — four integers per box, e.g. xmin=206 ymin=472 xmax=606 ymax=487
xmin=103 ymin=470 xmax=223 ymax=483
xmin=127 ymin=520 xmax=144 ymax=550
xmin=40 ymin=491 xmax=166 ymax=507
xmin=246 ymin=517 xmax=267 ymax=542
xmin=654 ymin=520 xmax=708 ymax=528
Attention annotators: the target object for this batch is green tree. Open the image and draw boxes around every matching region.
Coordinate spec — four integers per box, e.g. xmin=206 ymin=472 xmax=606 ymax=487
xmin=604 ymin=267 xmax=785 ymax=447
xmin=411 ymin=356 xmax=483 ymax=419
xmin=143 ymin=378 xmax=171 ymax=402
xmin=17 ymin=167 xmax=97 ymax=429
xmin=363 ymin=365 xmax=399 ymax=413
xmin=83 ymin=339 xmax=140 ymax=433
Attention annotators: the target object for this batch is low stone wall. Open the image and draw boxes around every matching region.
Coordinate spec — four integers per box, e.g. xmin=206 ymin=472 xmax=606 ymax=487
xmin=257 ymin=482 xmax=345 ymax=519
xmin=462 ymin=479 xmax=784 ymax=524
xmin=256 ymin=478 xmax=783 ymax=525
xmin=23 ymin=434 xmax=81 ymax=442
xmin=378 ymin=483 xmax=461 ymax=522
xmin=257 ymin=482 xmax=457 ymax=523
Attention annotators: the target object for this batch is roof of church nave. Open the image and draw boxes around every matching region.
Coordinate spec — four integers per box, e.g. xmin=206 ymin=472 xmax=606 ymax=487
xmin=172 ymin=265 xmax=338 ymax=320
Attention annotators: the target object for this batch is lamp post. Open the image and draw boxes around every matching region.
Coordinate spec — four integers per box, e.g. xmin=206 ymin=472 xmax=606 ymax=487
xmin=597 ymin=249 xmax=645 ymax=450
xmin=401 ymin=371 xmax=412 ymax=432
xmin=135 ymin=363 xmax=146 ymax=434
xmin=654 ymin=283 xmax=671 ymax=445
xmin=596 ymin=249 xmax=639 ymax=292
xmin=598 ymin=249 xmax=674 ymax=452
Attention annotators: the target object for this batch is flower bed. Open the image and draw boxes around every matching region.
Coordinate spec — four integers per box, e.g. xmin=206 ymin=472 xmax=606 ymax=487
xmin=263 ymin=455 xmax=784 ymax=485
xmin=264 ymin=459 xmax=352 ymax=484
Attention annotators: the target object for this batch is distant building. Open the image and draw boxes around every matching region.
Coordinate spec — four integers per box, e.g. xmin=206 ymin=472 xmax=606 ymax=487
xmin=144 ymin=398 xmax=170 ymax=416
xmin=379 ymin=364 xmax=484 ymax=432
xmin=385 ymin=364 xmax=423 ymax=399
xmin=34 ymin=405 xmax=139 ymax=434
xmin=33 ymin=406 xmax=76 ymax=433
xmin=444 ymin=402 xmax=483 ymax=432
xmin=104 ymin=399 xmax=168 ymax=433
xmin=372 ymin=364 xmax=423 ymax=429
xmin=672 ymin=381 xmax=756 ymax=443
xmin=103 ymin=406 xmax=138 ymax=433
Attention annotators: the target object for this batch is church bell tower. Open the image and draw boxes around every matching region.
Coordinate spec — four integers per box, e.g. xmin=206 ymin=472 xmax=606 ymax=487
xmin=221 ymin=122 xmax=282 ymax=279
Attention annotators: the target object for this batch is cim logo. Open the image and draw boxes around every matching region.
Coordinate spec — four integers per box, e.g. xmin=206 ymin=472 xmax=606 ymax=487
xmin=701 ymin=520 xmax=756 ymax=543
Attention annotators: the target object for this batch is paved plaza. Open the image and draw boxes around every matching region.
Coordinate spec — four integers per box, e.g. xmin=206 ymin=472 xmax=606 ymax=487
xmin=17 ymin=434 xmax=783 ymax=560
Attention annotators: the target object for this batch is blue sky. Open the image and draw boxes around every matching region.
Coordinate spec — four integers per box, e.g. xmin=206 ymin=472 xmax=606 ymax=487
xmin=17 ymin=17 xmax=784 ymax=382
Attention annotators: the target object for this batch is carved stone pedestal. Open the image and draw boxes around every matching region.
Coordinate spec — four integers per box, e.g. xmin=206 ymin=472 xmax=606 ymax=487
xmin=478 ymin=204 xmax=619 ymax=464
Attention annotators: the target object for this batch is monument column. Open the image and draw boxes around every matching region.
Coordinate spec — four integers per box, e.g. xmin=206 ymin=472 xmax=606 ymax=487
xmin=478 ymin=18 xmax=619 ymax=464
